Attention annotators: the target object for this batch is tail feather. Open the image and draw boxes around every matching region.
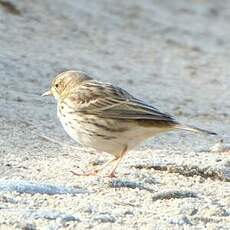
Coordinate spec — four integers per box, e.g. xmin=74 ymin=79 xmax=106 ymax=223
xmin=175 ymin=124 xmax=217 ymax=136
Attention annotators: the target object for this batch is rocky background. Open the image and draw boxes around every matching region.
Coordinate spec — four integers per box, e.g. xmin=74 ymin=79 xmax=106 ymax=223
xmin=0 ymin=0 xmax=229 ymax=229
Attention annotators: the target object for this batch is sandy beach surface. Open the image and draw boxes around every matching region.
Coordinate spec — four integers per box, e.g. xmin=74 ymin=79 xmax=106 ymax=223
xmin=0 ymin=0 xmax=229 ymax=229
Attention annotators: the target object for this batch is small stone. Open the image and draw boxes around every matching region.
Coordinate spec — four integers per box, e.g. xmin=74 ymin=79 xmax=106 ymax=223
xmin=169 ymin=215 xmax=191 ymax=225
xmin=198 ymin=205 xmax=228 ymax=217
xmin=124 ymin=210 xmax=134 ymax=216
xmin=94 ymin=212 xmax=116 ymax=223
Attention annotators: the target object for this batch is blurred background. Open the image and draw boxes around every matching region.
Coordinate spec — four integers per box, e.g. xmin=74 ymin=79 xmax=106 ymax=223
xmin=0 ymin=0 xmax=229 ymax=152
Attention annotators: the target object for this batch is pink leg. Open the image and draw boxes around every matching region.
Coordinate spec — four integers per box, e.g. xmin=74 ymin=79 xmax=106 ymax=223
xmin=71 ymin=157 xmax=117 ymax=176
xmin=107 ymin=145 xmax=128 ymax=178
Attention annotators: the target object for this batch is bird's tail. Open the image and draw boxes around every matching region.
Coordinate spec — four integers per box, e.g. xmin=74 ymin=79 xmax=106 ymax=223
xmin=174 ymin=124 xmax=217 ymax=135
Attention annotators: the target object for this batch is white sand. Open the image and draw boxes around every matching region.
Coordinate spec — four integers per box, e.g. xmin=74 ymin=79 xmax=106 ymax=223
xmin=0 ymin=0 xmax=229 ymax=229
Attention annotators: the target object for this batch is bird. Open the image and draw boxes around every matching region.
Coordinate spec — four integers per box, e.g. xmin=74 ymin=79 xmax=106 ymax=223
xmin=42 ymin=70 xmax=217 ymax=177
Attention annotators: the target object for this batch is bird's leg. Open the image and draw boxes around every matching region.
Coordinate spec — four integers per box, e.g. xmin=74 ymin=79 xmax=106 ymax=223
xmin=90 ymin=157 xmax=117 ymax=174
xmin=107 ymin=145 xmax=128 ymax=178
xmin=71 ymin=157 xmax=117 ymax=176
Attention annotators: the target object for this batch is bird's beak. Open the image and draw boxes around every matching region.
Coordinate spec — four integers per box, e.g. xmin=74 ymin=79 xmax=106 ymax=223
xmin=41 ymin=90 xmax=52 ymax=96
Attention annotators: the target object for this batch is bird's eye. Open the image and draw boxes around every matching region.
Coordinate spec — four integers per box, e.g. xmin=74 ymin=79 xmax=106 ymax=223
xmin=55 ymin=84 xmax=59 ymax=88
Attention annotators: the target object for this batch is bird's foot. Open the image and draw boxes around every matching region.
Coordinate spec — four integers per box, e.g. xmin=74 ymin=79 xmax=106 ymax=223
xmin=106 ymin=171 xmax=117 ymax=178
xmin=70 ymin=169 xmax=99 ymax=176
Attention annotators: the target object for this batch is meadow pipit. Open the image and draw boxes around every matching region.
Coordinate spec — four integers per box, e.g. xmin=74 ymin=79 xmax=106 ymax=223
xmin=42 ymin=70 xmax=216 ymax=177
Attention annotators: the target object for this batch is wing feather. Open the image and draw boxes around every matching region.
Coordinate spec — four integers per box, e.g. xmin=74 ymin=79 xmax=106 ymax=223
xmin=68 ymin=81 xmax=176 ymax=122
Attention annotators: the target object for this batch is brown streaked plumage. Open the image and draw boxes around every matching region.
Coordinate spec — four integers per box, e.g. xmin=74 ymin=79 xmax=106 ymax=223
xmin=42 ymin=70 xmax=217 ymax=177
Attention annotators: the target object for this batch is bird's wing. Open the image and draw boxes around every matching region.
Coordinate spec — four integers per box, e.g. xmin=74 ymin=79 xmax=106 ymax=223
xmin=68 ymin=81 xmax=176 ymax=122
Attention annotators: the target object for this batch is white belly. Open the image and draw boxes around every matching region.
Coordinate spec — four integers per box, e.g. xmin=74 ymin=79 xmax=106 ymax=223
xmin=57 ymin=104 xmax=171 ymax=157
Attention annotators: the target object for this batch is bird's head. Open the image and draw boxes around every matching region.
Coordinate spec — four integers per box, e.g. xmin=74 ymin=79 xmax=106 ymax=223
xmin=42 ymin=70 xmax=92 ymax=100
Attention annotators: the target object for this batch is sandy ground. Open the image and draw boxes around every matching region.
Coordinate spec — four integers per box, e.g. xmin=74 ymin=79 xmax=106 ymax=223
xmin=0 ymin=0 xmax=230 ymax=229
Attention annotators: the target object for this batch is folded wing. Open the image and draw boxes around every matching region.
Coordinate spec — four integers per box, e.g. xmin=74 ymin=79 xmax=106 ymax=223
xmin=70 ymin=81 xmax=177 ymax=123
